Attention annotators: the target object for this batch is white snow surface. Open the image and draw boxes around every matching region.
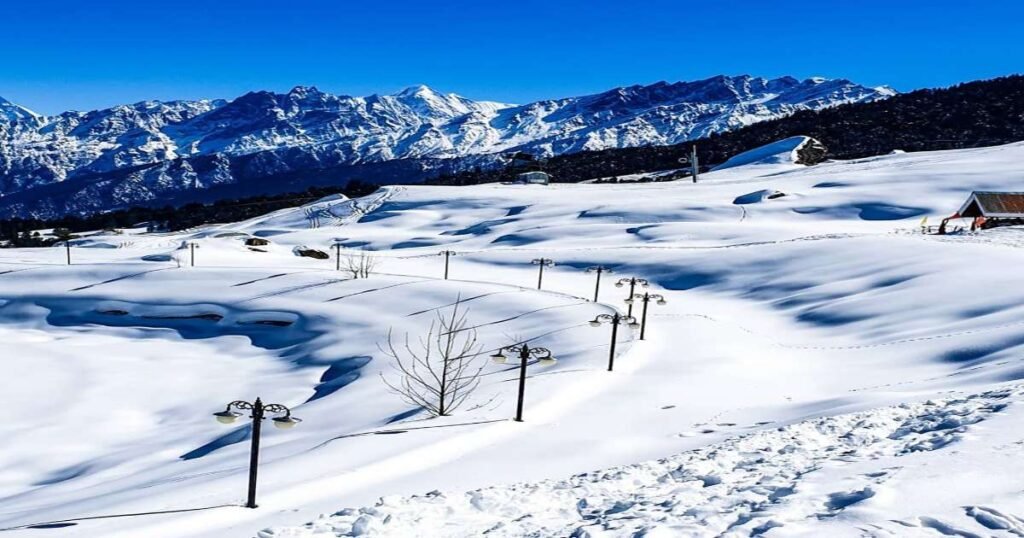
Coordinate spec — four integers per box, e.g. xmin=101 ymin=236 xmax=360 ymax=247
xmin=1 ymin=141 xmax=1024 ymax=537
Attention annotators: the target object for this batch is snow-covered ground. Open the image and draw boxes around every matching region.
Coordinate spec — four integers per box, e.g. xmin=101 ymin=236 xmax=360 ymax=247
xmin=2 ymin=141 xmax=1024 ymax=537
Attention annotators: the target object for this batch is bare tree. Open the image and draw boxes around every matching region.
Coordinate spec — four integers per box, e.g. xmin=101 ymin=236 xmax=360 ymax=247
xmin=380 ymin=297 xmax=485 ymax=417
xmin=344 ymin=250 xmax=378 ymax=279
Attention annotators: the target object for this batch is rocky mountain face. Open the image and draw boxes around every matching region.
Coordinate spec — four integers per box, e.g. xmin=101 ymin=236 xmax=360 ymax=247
xmin=0 ymin=76 xmax=893 ymax=217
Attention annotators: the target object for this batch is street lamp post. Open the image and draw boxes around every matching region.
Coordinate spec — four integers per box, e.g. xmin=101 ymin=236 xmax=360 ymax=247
xmin=187 ymin=241 xmax=199 ymax=267
xmin=213 ymin=398 xmax=301 ymax=509
xmin=625 ymin=292 xmax=667 ymax=340
xmin=614 ymin=277 xmax=649 ymax=317
xmin=65 ymin=241 xmax=71 ymax=265
xmin=531 ymin=258 xmax=554 ymax=290
xmin=439 ymin=250 xmax=457 ymax=280
xmin=333 ymin=242 xmax=343 ymax=271
xmin=589 ymin=313 xmax=639 ymax=371
xmin=491 ymin=343 xmax=556 ymax=422
xmin=585 ymin=266 xmax=612 ymax=302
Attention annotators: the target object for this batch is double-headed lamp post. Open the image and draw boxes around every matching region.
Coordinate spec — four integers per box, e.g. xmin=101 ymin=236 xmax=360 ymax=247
xmin=186 ymin=241 xmax=200 ymax=267
xmin=438 ymin=250 xmax=457 ymax=280
xmin=585 ymin=266 xmax=612 ymax=302
xmin=531 ymin=258 xmax=555 ymax=290
xmin=491 ymin=343 xmax=556 ymax=422
xmin=615 ymin=277 xmax=649 ymax=317
xmin=213 ymin=398 xmax=301 ymax=509
xmin=589 ymin=313 xmax=639 ymax=371
xmin=625 ymin=292 xmax=666 ymax=340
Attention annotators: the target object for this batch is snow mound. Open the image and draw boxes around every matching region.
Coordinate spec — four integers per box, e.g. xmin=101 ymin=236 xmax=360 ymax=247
xmin=712 ymin=136 xmax=818 ymax=171
xmin=733 ymin=189 xmax=787 ymax=205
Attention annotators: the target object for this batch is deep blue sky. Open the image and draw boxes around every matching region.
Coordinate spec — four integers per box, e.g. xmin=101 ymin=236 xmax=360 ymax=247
xmin=3 ymin=0 xmax=1021 ymax=114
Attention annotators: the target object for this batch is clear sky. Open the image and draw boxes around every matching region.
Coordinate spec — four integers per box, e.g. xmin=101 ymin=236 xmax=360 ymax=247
xmin=3 ymin=0 xmax=1022 ymax=114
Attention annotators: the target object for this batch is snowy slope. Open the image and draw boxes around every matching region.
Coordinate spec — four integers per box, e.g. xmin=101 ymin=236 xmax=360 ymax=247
xmin=0 ymin=76 xmax=892 ymax=217
xmin=1 ymin=141 xmax=1023 ymax=537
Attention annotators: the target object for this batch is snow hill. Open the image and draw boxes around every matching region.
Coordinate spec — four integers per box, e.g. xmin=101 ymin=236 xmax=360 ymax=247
xmin=0 ymin=76 xmax=893 ymax=217
xmin=1 ymin=140 xmax=1024 ymax=537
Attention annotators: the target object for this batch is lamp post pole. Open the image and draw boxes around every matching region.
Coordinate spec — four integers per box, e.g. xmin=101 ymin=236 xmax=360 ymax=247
xmin=615 ymin=277 xmax=649 ymax=317
xmin=334 ymin=243 xmax=342 ymax=271
xmin=531 ymin=258 xmax=554 ymax=290
xmin=589 ymin=313 xmax=639 ymax=371
xmin=439 ymin=250 xmax=457 ymax=280
xmin=627 ymin=292 xmax=666 ymax=340
xmin=187 ymin=242 xmax=199 ymax=267
xmin=586 ymin=266 xmax=612 ymax=302
xmin=65 ymin=241 xmax=71 ymax=265
xmin=246 ymin=399 xmax=264 ymax=508
xmin=213 ymin=398 xmax=301 ymax=508
xmin=491 ymin=343 xmax=555 ymax=422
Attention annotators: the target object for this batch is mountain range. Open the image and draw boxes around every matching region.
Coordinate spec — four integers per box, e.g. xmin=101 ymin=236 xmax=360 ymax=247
xmin=0 ymin=75 xmax=893 ymax=218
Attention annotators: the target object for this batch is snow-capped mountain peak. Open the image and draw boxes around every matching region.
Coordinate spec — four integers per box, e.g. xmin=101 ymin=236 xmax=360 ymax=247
xmin=0 ymin=96 xmax=43 ymax=125
xmin=0 ymin=75 xmax=894 ymax=217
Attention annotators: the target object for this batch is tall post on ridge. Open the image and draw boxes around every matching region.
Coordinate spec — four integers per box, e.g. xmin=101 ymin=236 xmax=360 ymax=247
xmin=334 ymin=243 xmax=342 ymax=272
xmin=65 ymin=241 xmax=71 ymax=266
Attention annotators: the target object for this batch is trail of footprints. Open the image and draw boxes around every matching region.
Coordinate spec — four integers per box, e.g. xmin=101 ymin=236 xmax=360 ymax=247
xmin=268 ymin=387 xmax=1022 ymax=538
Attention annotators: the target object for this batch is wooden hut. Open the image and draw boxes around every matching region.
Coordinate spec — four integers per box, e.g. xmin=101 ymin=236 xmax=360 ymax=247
xmin=941 ymin=191 xmax=1024 ymax=233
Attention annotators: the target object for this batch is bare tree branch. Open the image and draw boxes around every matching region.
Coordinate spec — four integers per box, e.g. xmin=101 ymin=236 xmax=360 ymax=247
xmin=379 ymin=296 xmax=486 ymax=417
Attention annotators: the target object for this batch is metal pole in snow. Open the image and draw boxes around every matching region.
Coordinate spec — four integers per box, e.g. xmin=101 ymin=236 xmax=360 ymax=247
xmin=515 ymin=346 xmax=529 ymax=422
xmin=607 ymin=315 xmax=619 ymax=371
xmin=640 ymin=294 xmax=650 ymax=340
xmin=691 ymin=145 xmax=699 ymax=183
xmin=246 ymin=398 xmax=264 ymax=509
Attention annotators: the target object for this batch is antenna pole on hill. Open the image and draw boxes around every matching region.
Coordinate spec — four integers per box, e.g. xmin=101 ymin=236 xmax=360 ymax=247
xmin=691 ymin=145 xmax=699 ymax=183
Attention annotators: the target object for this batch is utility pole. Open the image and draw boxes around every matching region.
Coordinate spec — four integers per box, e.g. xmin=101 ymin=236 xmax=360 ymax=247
xmin=691 ymin=145 xmax=699 ymax=183
xmin=439 ymin=250 xmax=457 ymax=280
